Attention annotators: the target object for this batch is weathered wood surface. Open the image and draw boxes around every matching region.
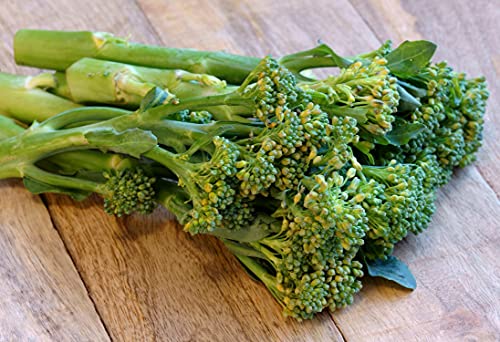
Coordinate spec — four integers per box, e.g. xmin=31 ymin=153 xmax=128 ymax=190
xmin=0 ymin=0 xmax=498 ymax=341
xmin=0 ymin=181 xmax=109 ymax=341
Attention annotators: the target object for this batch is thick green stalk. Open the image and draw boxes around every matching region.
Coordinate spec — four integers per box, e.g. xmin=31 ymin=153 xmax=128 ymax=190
xmin=22 ymin=164 xmax=105 ymax=193
xmin=0 ymin=128 xmax=91 ymax=178
xmin=53 ymin=58 xmax=232 ymax=107
xmin=14 ymin=30 xmax=351 ymax=85
xmin=0 ymin=115 xmax=24 ymax=139
xmin=0 ymin=114 xmax=136 ymax=174
xmin=235 ymin=254 xmax=280 ymax=298
xmin=155 ymin=179 xmax=191 ymax=223
xmin=0 ymin=72 xmax=80 ymax=123
xmin=15 ymin=29 xmax=260 ymax=85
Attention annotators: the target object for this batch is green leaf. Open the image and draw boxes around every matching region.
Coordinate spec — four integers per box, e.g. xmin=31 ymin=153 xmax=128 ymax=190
xmin=85 ymin=128 xmax=157 ymax=158
xmin=397 ymin=84 xmax=421 ymax=112
xmin=385 ymin=122 xmax=426 ymax=146
xmin=386 ymin=40 xmax=437 ymax=78
xmin=353 ymin=142 xmax=375 ymax=164
xmin=23 ymin=177 xmax=90 ymax=201
xmin=210 ymin=214 xmax=277 ymax=242
xmin=365 ymin=255 xmax=417 ymax=290
xmin=398 ymin=80 xmax=427 ymax=98
xmin=140 ymin=87 xmax=171 ymax=111
xmin=314 ymin=43 xmax=352 ymax=68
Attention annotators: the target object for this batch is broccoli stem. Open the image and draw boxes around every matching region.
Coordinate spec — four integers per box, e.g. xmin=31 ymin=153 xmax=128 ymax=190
xmin=52 ymin=58 xmax=232 ymax=107
xmin=143 ymin=146 xmax=194 ymax=181
xmin=46 ymin=150 xmax=135 ymax=174
xmin=0 ymin=128 xmax=91 ymax=178
xmin=0 ymin=72 xmax=80 ymax=123
xmin=235 ymin=254 xmax=283 ymax=301
xmin=0 ymin=114 xmax=137 ymax=174
xmin=14 ymin=30 xmax=353 ymax=85
xmin=15 ymin=29 xmax=260 ymax=85
xmin=40 ymin=106 xmax=131 ymax=129
xmin=155 ymin=179 xmax=192 ymax=223
xmin=0 ymin=115 xmax=24 ymax=139
xmin=22 ymin=164 xmax=105 ymax=193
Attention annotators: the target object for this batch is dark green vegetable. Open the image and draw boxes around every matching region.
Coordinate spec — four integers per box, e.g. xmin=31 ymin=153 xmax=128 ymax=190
xmin=0 ymin=30 xmax=489 ymax=320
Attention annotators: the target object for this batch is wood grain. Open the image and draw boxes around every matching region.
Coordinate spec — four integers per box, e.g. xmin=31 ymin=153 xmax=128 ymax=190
xmin=349 ymin=0 xmax=500 ymax=195
xmin=0 ymin=0 xmax=499 ymax=341
xmin=45 ymin=195 xmax=344 ymax=341
xmin=1 ymin=0 xmax=346 ymax=340
xmin=0 ymin=180 xmax=109 ymax=341
xmin=140 ymin=0 xmax=500 ymax=340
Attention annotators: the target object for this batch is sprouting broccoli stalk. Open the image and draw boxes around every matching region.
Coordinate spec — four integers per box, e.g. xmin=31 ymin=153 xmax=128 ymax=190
xmin=301 ymin=57 xmax=400 ymax=136
xmin=0 ymin=114 xmax=157 ymax=216
xmin=0 ymin=72 xmax=80 ymax=123
xmin=13 ymin=29 xmax=379 ymax=84
xmin=374 ymin=61 xmax=489 ymax=190
xmin=49 ymin=58 xmax=231 ymax=107
xmin=0 ymin=71 xmax=218 ymax=127
xmin=14 ymin=29 xmax=261 ymax=85
xmin=156 ymin=170 xmax=367 ymax=320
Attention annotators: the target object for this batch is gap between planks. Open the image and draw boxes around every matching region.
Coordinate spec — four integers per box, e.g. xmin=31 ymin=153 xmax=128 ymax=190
xmin=40 ymin=195 xmax=113 ymax=341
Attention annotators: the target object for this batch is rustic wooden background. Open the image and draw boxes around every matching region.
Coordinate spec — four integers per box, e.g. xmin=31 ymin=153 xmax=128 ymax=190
xmin=0 ymin=0 xmax=498 ymax=341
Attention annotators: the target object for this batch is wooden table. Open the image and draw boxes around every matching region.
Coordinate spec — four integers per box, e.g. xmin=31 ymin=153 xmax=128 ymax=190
xmin=0 ymin=1 xmax=498 ymax=341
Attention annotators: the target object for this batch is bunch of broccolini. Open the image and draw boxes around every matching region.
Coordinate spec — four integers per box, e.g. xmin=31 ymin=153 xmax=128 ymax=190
xmin=0 ymin=29 xmax=489 ymax=320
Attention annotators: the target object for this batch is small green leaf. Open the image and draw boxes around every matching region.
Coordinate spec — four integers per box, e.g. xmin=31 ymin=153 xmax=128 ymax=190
xmin=397 ymin=84 xmax=421 ymax=112
xmin=85 ymin=128 xmax=157 ymax=158
xmin=385 ymin=122 xmax=426 ymax=146
xmin=386 ymin=40 xmax=437 ymax=78
xmin=279 ymin=43 xmax=352 ymax=74
xmin=353 ymin=141 xmax=375 ymax=164
xmin=365 ymin=255 xmax=417 ymax=290
xmin=23 ymin=177 xmax=90 ymax=201
xmin=210 ymin=214 xmax=277 ymax=242
xmin=140 ymin=87 xmax=171 ymax=111
xmin=314 ymin=43 xmax=353 ymax=68
xmin=398 ymin=80 xmax=427 ymax=98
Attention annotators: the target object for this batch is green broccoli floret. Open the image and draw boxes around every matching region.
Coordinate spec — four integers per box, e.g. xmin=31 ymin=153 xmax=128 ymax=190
xmin=345 ymin=161 xmax=434 ymax=260
xmin=166 ymin=109 xmax=213 ymax=124
xmin=376 ymin=61 xmax=489 ymax=190
xmin=102 ymin=167 xmax=157 ymax=216
xmin=301 ymin=57 xmax=400 ymax=136
xmin=227 ymin=172 xmax=367 ymax=319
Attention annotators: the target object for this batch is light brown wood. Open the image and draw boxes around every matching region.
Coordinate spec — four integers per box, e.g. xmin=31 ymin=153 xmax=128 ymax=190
xmin=45 ymin=195 xmax=344 ymax=341
xmin=0 ymin=0 xmax=498 ymax=341
xmin=0 ymin=180 xmax=109 ymax=341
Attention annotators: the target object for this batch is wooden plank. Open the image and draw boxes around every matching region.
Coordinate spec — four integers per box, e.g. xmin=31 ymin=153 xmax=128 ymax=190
xmin=0 ymin=0 xmax=346 ymax=340
xmin=349 ymin=0 xmax=500 ymax=195
xmin=0 ymin=180 xmax=109 ymax=341
xmin=140 ymin=0 xmax=500 ymax=339
xmin=46 ymin=195 xmax=344 ymax=341
xmin=137 ymin=0 xmax=381 ymax=60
